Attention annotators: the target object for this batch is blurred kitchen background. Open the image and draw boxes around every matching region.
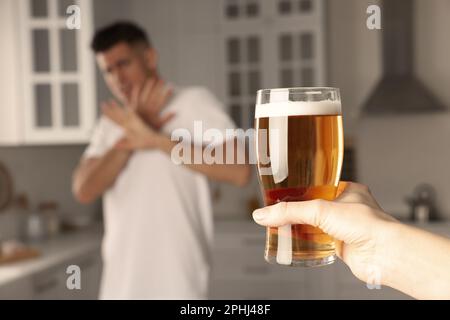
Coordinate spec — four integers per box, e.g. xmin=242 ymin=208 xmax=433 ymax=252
xmin=1 ymin=0 xmax=450 ymax=300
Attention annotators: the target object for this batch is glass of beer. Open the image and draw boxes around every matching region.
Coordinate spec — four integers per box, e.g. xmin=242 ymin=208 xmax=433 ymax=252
xmin=255 ymin=87 xmax=344 ymax=267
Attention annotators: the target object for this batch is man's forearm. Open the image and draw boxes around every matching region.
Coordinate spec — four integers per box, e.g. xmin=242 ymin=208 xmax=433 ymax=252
xmin=73 ymin=148 xmax=132 ymax=204
xmin=381 ymin=222 xmax=450 ymax=299
xmin=155 ymin=135 xmax=251 ymax=187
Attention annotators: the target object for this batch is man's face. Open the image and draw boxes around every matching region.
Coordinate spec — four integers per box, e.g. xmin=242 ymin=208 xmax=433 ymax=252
xmin=96 ymin=42 xmax=155 ymax=104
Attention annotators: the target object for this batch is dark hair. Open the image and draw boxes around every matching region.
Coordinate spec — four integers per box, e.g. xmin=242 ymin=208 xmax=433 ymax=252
xmin=91 ymin=21 xmax=151 ymax=53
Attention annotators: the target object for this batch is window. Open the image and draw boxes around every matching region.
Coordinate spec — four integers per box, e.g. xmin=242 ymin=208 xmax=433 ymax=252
xmin=278 ymin=32 xmax=316 ymax=87
xmin=225 ymin=35 xmax=262 ymax=129
xmin=224 ymin=0 xmax=261 ymax=19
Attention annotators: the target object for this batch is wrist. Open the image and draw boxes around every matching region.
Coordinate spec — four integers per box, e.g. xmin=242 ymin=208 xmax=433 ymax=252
xmin=153 ymin=133 xmax=170 ymax=151
xmin=374 ymin=220 xmax=404 ymax=289
xmin=112 ymin=143 xmax=132 ymax=157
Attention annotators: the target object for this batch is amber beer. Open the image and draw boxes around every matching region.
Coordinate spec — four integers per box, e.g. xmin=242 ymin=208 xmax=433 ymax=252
xmin=255 ymin=87 xmax=343 ymax=267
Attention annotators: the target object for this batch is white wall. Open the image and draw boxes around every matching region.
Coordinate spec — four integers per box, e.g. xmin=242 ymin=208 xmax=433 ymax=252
xmin=357 ymin=114 xmax=450 ymax=218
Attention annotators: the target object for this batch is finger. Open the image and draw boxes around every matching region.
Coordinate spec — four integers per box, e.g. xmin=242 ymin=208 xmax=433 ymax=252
xmin=334 ymin=239 xmax=344 ymax=260
xmin=153 ymin=112 xmax=175 ymax=130
xmin=252 ymin=200 xmax=331 ymax=227
xmin=147 ymin=79 xmax=165 ymax=111
xmin=114 ymin=137 xmax=133 ymax=150
xmin=339 ymin=181 xmax=370 ymax=194
xmin=140 ymin=77 xmax=157 ymax=107
xmin=252 ymin=200 xmax=364 ymax=247
xmin=153 ymin=84 xmax=173 ymax=113
xmin=109 ymin=99 xmax=127 ymax=115
xmin=130 ymin=84 xmax=141 ymax=110
xmin=113 ymin=98 xmax=133 ymax=114
xmin=102 ymin=100 xmax=125 ymax=125
xmin=100 ymin=101 xmax=108 ymax=111
xmin=101 ymin=101 xmax=118 ymax=123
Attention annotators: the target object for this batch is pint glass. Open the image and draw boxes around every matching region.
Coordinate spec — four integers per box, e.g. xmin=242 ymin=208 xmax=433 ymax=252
xmin=255 ymin=87 xmax=344 ymax=267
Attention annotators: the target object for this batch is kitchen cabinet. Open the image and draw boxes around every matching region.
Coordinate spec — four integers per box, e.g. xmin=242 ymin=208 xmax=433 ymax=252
xmin=0 ymin=278 xmax=34 ymax=300
xmin=0 ymin=0 xmax=96 ymax=145
xmin=0 ymin=250 xmax=101 ymax=300
xmin=0 ymin=225 xmax=103 ymax=300
xmin=209 ymin=221 xmax=309 ymax=299
xmin=32 ymin=265 xmax=66 ymax=300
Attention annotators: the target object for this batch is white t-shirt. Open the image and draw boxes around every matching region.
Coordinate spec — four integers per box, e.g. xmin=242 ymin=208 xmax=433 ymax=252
xmin=83 ymin=87 xmax=235 ymax=299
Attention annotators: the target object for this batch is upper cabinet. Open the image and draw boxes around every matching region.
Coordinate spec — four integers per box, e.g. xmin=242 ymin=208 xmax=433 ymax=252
xmin=0 ymin=0 xmax=96 ymax=145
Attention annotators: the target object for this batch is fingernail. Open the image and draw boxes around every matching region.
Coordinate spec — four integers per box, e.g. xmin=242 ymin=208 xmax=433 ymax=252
xmin=253 ymin=209 xmax=266 ymax=221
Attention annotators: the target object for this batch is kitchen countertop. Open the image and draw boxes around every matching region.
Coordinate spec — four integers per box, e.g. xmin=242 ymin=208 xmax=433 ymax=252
xmin=0 ymin=224 xmax=103 ymax=287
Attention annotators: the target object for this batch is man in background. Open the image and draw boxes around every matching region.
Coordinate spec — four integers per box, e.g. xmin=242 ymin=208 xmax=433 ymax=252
xmin=72 ymin=22 xmax=250 ymax=299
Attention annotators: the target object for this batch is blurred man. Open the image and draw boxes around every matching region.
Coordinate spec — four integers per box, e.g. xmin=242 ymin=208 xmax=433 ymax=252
xmin=72 ymin=22 xmax=250 ymax=299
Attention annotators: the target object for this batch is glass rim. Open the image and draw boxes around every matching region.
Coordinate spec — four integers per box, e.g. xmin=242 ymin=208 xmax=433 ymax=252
xmin=257 ymin=87 xmax=339 ymax=94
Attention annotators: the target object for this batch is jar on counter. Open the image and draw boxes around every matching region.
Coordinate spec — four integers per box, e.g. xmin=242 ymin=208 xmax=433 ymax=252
xmin=405 ymin=184 xmax=440 ymax=223
xmin=38 ymin=201 xmax=60 ymax=237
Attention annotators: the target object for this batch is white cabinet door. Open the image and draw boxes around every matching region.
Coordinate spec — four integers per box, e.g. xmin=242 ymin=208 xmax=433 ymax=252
xmin=0 ymin=0 xmax=96 ymax=145
xmin=32 ymin=264 xmax=68 ymax=300
xmin=0 ymin=278 xmax=34 ymax=300
xmin=210 ymin=221 xmax=307 ymax=299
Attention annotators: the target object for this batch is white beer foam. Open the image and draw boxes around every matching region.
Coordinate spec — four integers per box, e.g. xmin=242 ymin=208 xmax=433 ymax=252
xmin=255 ymin=100 xmax=341 ymax=118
